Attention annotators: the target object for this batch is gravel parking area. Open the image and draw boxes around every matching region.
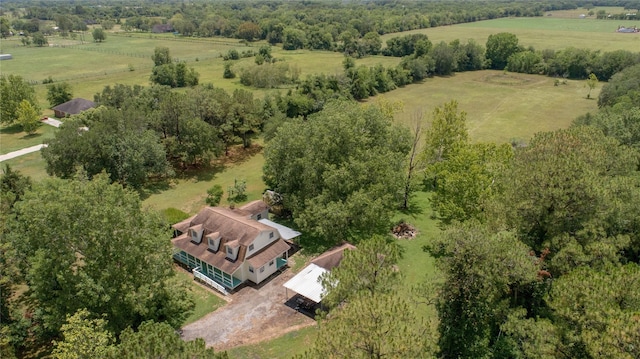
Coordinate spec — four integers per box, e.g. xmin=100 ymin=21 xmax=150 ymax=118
xmin=180 ymin=268 xmax=316 ymax=351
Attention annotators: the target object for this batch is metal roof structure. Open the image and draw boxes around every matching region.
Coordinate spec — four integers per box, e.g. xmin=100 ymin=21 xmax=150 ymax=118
xmin=283 ymin=263 xmax=327 ymax=303
xmin=258 ymin=219 xmax=301 ymax=241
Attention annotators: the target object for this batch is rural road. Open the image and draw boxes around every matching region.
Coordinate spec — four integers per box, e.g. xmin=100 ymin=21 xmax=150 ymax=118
xmin=0 ymin=144 xmax=47 ymax=162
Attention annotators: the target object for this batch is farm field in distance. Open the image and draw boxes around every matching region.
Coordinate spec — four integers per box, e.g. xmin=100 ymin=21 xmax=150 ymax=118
xmin=382 ymin=15 xmax=640 ymax=53
xmin=1 ymin=6 xmax=638 ymax=358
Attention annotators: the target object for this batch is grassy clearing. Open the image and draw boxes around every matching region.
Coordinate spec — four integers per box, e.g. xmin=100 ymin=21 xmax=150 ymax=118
xmin=381 ymin=15 xmax=640 ymax=52
xmin=175 ymin=268 xmax=226 ymax=326
xmin=142 ymin=144 xmax=266 ymax=215
xmin=372 ymin=70 xmax=599 ymax=143
xmin=225 ymin=326 xmax=318 ymax=359
xmin=0 ymin=123 xmax=56 ymax=154
xmin=1 ymin=151 xmax=48 ymax=181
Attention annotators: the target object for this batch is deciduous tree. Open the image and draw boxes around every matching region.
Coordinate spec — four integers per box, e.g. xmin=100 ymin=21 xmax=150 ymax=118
xmin=7 ymin=174 xmax=194 ymax=337
xmin=485 ymin=32 xmax=520 ymax=70
xmin=108 ymin=321 xmax=227 ymax=359
xmin=16 ymin=99 xmax=40 ymax=134
xmin=263 ymin=101 xmax=411 ymax=244
xmin=0 ymin=74 xmax=40 ymax=125
xmin=92 ymin=28 xmax=106 ymax=42
xmin=52 ymin=309 xmax=114 ymax=359
xmin=431 ymin=142 xmax=512 ymax=224
xmin=422 ymin=100 xmax=468 ymax=166
xmin=47 ymin=82 xmax=73 ymax=107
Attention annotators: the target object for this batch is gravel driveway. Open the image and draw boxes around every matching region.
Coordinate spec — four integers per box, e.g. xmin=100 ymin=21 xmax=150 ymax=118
xmin=181 ymin=268 xmax=316 ymax=351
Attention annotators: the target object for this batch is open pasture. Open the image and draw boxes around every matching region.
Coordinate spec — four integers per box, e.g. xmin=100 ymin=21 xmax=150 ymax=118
xmin=381 ymin=14 xmax=640 ymax=52
xmin=373 ymin=70 xmax=600 ymax=143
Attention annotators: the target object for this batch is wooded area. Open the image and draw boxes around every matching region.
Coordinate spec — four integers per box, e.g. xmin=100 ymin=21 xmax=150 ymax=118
xmin=1 ymin=0 xmax=640 ymax=358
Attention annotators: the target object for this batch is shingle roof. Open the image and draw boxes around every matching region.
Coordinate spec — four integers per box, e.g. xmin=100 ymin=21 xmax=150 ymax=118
xmin=191 ymin=207 xmax=273 ymax=246
xmin=246 ymin=238 xmax=290 ymax=268
xmin=238 ymin=200 xmax=269 ymax=216
xmin=173 ymin=215 xmax=196 ymax=233
xmin=172 ymin=233 xmax=244 ymax=274
xmin=51 ymin=98 xmax=96 ymax=115
xmin=311 ymin=243 xmax=356 ymax=270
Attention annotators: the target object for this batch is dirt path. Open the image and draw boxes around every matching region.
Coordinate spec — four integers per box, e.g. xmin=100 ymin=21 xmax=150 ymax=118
xmin=181 ymin=268 xmax=316 ymax=351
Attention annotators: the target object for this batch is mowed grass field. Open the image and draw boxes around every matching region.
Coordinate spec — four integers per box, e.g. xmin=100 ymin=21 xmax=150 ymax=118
xmin=372 ymin=70 xmax=600 ymax=143
xmin=381 ymin=8 xmax=640 ymax=52
xmin=0 ymin=11 xmax=636 ymax=357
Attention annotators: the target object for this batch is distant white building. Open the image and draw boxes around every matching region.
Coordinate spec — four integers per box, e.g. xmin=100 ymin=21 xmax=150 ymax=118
xmin=0 ymin=54 xmax=13 ymax=60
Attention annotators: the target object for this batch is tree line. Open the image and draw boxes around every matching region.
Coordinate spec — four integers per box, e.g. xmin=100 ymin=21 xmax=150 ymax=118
xmin=262 ymin=61 xmax=640 ymax=358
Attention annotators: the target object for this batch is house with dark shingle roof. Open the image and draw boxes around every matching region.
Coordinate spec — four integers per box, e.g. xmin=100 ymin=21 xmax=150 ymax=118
xmin=172 ymin=200 xmax=299 ymax=294
xmin=51 ymin=98 xmax=96 ymax=118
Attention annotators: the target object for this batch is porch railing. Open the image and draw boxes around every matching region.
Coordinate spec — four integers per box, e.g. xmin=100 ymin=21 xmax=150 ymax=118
xmin=193 ymin=267 xmax=228 ymax=296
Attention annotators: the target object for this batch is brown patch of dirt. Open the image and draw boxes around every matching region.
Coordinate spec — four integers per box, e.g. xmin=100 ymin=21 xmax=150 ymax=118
xmin=180 ymin=268 xmax=316 ymax=351
xmin=392 ymin=221 xmax=418 ymax=239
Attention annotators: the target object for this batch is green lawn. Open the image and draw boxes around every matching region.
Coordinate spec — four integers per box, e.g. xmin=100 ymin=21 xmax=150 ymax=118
xmin=370 ymin=70 xmax=600 ymax=143
xmin=225 ymin=326 xmax=318 ymax=359
xmin=1 ymin=151 xmax=49 ymax=181
xmin=142 ymin=144 xmax=267 ymax=215
xmin=175 ymin=268 xmax=227 ymax=325
xmin=381 ymin=15 xmax=640 ymax=53
xmin=0 ymin=123 xmax=56 ymax=155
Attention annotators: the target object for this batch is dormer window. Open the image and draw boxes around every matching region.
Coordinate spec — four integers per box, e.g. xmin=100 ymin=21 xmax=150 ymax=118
xmin=188 ymin=225 xmax=203 ymax=244
xmin=206 ymin=232 xmax=220 ymax=252
xmin=257 ymin=214 xmax=262 ymax=220
xmin=269 ymin=232 xmax=274 ymax=239
xmin=208 ymin=237 xmax=219 ymax=252
xmin=225 ymin=240 xmax=239 ymax=261
xmin=249 ymin=244 xmax=254 ymax=251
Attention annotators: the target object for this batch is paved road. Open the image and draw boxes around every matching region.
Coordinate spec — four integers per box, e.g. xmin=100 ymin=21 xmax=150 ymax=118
xmin=0 ymin=144 xmax=47 ymax=162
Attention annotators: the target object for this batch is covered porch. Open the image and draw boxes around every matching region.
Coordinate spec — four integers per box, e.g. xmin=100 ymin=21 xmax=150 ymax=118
xmin=173 ymin=250 xmax=243 ymax=292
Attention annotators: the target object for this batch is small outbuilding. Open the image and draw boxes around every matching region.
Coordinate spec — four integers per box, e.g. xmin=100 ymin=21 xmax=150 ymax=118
xmin=283 ymin=243 xmax=356 ymax=307
xmin=0 ymin=54 xmax=12 ymax=61
xmin=51 ymin=98 xmax=96 ymax=118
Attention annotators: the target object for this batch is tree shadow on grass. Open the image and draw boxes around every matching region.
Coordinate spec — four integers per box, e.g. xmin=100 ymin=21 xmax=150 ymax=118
xmin=21 ymin=132 xmax=43 ymax=140
xmin=397 ymin=199 xmax=425 ymax=218
xmin=137 ymin=177 xmax=173 ymax=200
xmin=0 ymin=124 xmax=23 ymax=135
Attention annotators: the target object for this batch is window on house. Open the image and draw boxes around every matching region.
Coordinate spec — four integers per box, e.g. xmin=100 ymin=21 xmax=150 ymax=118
xmin=269 ymin=232 xmax=274 ymax=239
xmin=249 ymin=266 xmax=254 ymax=273
xmin=249 ymin=244 xmax=254 ymax=251
xmin=260 ymin=266 xmax=265 ymax=273
xmin=269 ymin=260 xmax=274 ymax=266
xmin=257 ymin=214 xmax=262 ymax=220
xmin=227 ymin=246 xmax=233 ymax=255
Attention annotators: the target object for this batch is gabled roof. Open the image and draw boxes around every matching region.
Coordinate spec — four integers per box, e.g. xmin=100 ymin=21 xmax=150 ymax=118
xmin=173 ymin=215 xmax=196 ymax=233
xmin=238 ymin=200 xmax=269 ymax=216
xmin=191 ymin=207 xmax=273 ymax=246
xmin=311 ymin=243 xmax=356 ymax=270
xmin=51 ymin=98 xmax=96 ymax=115
xmin=246 ymin=238 xmax=290 ymax=268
